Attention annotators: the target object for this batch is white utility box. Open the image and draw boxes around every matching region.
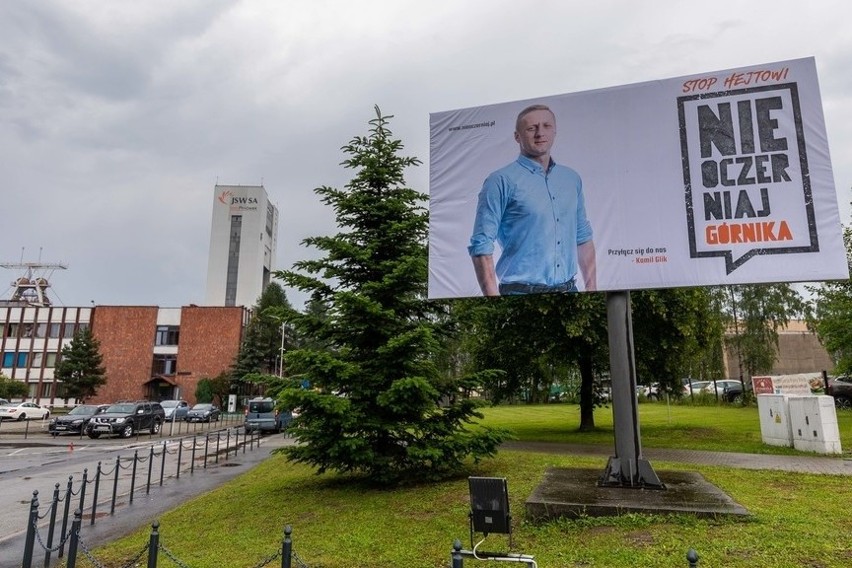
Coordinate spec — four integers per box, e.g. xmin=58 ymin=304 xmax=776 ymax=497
xmin=756 ymin=394 xmax=793 ymax=447
xmin=788 ymin=395 xmax=842 ymax=455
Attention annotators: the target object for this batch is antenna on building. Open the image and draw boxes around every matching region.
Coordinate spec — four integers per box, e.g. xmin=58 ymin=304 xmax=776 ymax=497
xmin=0 ymin=254 xmax=68 ymax=307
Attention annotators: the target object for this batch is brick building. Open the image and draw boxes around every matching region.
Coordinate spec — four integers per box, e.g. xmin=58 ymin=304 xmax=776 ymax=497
xmin=722 ymin=320 xmax=835 ymax=379
xmin=1 ymin=304 xmax=247 ymax=407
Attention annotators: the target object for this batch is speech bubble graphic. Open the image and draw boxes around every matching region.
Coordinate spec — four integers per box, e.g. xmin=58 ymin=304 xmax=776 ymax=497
xmin=679 ymin=82 xmax=818 ymax=274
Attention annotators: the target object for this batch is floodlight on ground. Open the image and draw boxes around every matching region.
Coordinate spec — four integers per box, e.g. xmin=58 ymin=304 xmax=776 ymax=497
xmin=468 ymin=476 xmax=512 ymax=549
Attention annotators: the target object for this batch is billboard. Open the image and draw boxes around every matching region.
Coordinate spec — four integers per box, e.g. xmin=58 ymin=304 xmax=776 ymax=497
xmin=428 ymin=57 xmax=848 ymax=299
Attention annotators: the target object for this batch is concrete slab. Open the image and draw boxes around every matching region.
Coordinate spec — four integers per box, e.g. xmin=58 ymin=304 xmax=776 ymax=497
xmin=525 ymin=467 xmax=750 ymax=521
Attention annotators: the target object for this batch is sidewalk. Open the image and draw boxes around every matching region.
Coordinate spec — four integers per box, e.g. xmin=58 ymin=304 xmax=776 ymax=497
xmin=0 ymin=433 xmax=294 ymax=568
xmin=499 ymin=440 xmax=852 ymax=475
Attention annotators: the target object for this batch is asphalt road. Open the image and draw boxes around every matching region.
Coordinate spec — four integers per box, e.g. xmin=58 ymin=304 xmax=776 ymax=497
xmin=0 ymin=417 xmax=291 ymax=568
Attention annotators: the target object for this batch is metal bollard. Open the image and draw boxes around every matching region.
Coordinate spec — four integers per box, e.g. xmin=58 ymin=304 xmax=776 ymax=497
xmin=66 ymin=510 xmax=82 ymax=568
xmin=203 ymin=433 xmax=210 ymax=469
xmin=160 ymin=441 xmax=167 ymax=486
xmin=91 ymin=462 xmax=102 ymax=525
xmin=130 ymin=451 xmax=139 ymax=504
xmin=44 ymin=483 xmax=61 ymax=568
xmin=282 ymin=525 xmax=292 ymax=568
xmin=687 ymin=548 xmax=699 ymax=567
xmin=22 ymin=491 xmax=39 ymax=568
xmin=191 ymin=434 xmax=198 ymax=474
xmin=146 ymin=446 xmax=154 ymax=494
xmin=452 ymin=539 xmax=464 ymax=568
xmin=59 ymin=476 xmax=73 ymax=558
xmin=78 ymin=469 xmax=88 ymax=518
xmin=177 ymin=438 xmax=184 ymax=479
xmin=111 ymin=456 xmax=121 ymax=515
xmin=147 ymin=521 xmax=160 ymax=568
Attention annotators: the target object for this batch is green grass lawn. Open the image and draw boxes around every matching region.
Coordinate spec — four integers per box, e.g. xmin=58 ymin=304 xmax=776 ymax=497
xmin=80 ymin=403 xmax=852 ymax=568
xmin=479 ymin=401 xmax=852 ymax=455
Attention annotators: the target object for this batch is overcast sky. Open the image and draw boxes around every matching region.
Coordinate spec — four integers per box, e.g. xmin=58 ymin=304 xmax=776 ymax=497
xmin=2 ymin=1 xmax=850 ymax=310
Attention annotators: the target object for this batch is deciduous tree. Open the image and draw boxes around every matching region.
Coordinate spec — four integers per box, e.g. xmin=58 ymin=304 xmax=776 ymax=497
xmin=0 ymin=373 xmax=28 ymax=399
xmin=808 ymin=226 xmax=852 ymax=374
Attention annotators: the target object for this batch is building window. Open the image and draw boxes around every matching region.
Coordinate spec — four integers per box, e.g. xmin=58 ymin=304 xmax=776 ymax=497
xmin=225 ymin=215 xmax=242 ymax=306
xmin=41 ymin=382 xmax=53 ymax=398
xmin=49 ymin=323 xmax=61 ymax=338
xmin=16 ymin=353 xmax=27 ymax=367
xmin=35 ymin=323 xmax=47 ymax=338
xmin=21 ymin=323 xmax=35 ymax=338
xmin=45 ymin=353 xmax=58 ymax=368
xmin=2 ymin=352 xmax=14 ymax=368
xmin=155 ymin=326 xmax=180 ymax=346
xmin=6 ymin=323 xmax=18 ymax=338
xmin=152 ymin=354 xmax=177 ymax=376
xmin=31 ymin=352 xmax=43 ymax=368
xmin=63 ymin=323 xmax=76 ymax=338
xmin=266 ymin=203 xmax=275 ymax=237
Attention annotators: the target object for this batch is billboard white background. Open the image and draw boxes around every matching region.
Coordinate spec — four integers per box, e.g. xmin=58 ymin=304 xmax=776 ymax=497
xmin=429 ymin=57 xmax=848 ymax=299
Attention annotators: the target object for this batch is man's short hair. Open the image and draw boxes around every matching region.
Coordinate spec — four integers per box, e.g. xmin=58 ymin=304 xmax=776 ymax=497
xmin=515 ymin=104 xmax=555 ymax=132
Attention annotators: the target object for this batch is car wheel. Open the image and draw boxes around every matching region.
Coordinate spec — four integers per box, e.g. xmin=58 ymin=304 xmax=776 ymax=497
xmin=151 ymin=420 xmax=161 ymax=434
xmin=835 ymin=395 xmax=852 ymax=410
xmin=88 ymin=432 xmax=101 ymax=439
xmin=121 ymin=424 xmax=134 ymax=438
xmin=16 ymin=413 xmax=26 ymax=422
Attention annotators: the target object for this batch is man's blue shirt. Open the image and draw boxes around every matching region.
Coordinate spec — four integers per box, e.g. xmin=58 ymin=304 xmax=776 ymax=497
xmin=468 ymin=155 xmax=593 ymax=286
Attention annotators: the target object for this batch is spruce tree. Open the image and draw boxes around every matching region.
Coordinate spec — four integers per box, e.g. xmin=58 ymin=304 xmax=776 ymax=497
xmin=232 ymin=282 xmax=295 ymax=381
xmin=54 ymin=328 xmax=107 ymax=401
xmin=275 ymin=107 xmax=508 ymax=484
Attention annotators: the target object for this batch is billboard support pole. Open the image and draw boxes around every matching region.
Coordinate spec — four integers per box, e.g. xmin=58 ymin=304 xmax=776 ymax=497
xmin=599 ymin=291 xmax=665 ymax=489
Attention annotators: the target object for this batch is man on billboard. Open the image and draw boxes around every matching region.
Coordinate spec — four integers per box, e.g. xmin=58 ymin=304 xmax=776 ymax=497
xmin=468 ymin=104 xmax=596 ymax=296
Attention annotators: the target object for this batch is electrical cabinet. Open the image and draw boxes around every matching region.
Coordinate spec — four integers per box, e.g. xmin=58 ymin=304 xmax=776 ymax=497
xmin=756 ymin=394 xmax=793 ymax=447
xmin=788 ymin=395 xmax=842 ymax=454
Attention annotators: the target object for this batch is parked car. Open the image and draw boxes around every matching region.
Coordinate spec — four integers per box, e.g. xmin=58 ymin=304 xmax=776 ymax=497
xmin=637 ymin=383 xmax=660 ymax=401
xmin=827 ymin=376 xmax=852 ymax=410
xmin=683 ymin=380 xmax=710 ymax=396
xmin=87 ymin=401 xmax=165 ymax=439
xmin=161 ymin=400 xmax=190 ymax=421
xmin=0 ymin=401 xmax=51 ymax=421
xmin=244 ymin=397 xmax=291 ymax=434
xmin=48 ymin=404 xmax=110 ymax=436
xmin=186 ymin=403 xmax=220 ymax=423
xmin=702 ymin=379 xmax=746 ymax=403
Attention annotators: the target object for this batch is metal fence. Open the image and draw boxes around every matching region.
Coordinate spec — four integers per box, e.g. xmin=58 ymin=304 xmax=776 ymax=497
xmin=28 ymin=513 xmax=310 ymax=568
xmin=0 ymin=411 xmax=246 ymax=441
xmin=19 ymin=427 xmax=271 ymax=568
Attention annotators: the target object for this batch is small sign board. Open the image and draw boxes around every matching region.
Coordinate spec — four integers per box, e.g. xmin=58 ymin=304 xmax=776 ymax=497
xmin=751 ymin=374 xmax=815 ymax=396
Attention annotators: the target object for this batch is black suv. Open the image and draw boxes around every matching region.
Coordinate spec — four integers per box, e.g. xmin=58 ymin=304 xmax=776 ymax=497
xmin=87 ymin=401 xmax=166 ymax=439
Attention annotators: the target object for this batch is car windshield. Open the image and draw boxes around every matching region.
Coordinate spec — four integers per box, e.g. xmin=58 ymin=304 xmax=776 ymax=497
xmin=249 ymin=401 xmax=275 ymax=413
xmin=192 ymin=404 xmax=212 ymax=410
xmin=106 ymin=404 xmax=137 ymax=414
xmin=161 ymin=401 xmax=179 ymax=408
xmin=68 ymin=405 xmax=98 ymax=415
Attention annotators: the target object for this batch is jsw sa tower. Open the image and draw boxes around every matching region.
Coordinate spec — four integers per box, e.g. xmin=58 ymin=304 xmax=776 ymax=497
xmin=205 ymin=185 xmax=278 ymax=307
